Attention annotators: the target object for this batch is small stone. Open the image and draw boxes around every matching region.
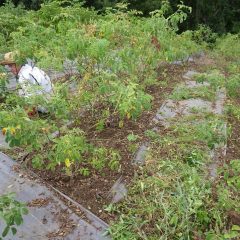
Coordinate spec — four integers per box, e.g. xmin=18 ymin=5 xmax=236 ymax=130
xmin=183 ymin=70 xmax=199 ymax=80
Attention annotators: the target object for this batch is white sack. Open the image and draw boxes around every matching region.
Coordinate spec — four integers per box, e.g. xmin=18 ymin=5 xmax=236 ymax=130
xmin=18 ymin=63 xmax=53 ymax=97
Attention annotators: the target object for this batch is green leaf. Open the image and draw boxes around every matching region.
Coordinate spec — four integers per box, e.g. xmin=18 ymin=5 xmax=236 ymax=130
xmin=14 ymin=214 xmax=23 ymax=226
xmin=232 ymin=225 xmax=240 ymax=231
xmin=224 ymin=231 xmax=240 ymax=239
xmin=22 ymin=207 xmax=28 ymax=215
xmin=127 ymin=133 xmax=138 ymax=142
xmin=11 ymin=227 xmax=17 ymax=235
xmin=2 ymin=226 xmax=9 ymax=238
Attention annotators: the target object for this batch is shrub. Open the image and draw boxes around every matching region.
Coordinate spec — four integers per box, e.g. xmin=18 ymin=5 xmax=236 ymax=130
xmin=192 ymin=24 xmax=218 ymax=47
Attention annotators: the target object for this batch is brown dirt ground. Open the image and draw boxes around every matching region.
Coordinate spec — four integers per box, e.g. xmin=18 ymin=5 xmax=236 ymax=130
xmin=224 ymin=98 xmax=240 ymax=226
xmin=225 ymin=100 xmax=240 ymax=163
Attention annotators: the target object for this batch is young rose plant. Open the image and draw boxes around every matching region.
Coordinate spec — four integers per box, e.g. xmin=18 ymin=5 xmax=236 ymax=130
xmin=0 ymin=107 xmax=52 ymax=151
xmin=33 ymin=128 xmax=121 ymax=176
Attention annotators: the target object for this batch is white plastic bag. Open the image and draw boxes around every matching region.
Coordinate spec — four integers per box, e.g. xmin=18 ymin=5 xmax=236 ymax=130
xmin=18 ymin=60 xmax=53 ymax=97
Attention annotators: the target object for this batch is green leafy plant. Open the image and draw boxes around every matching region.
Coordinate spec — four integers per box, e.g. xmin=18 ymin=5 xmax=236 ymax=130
xmin=0 ymin=193 xmax=28 ymax=239
xmin=42 ymin=129 xmax=121 ymax=176
xmin=104 ymin=80 xmax=153 ymax=120
xmin=192 ymin=24 xmax=218 ymax=47
xmin=0 ymin=68 xmax=9 ymax=99
xmin=47 ymin=129 xmax=90 ymax=174
xmin=0 ymin=107 xmax=52 ymax=150
xmin=224 ymin=225 xmax=240 ymax=239
xmin=127 ymin=133 xmax=139 ymax=142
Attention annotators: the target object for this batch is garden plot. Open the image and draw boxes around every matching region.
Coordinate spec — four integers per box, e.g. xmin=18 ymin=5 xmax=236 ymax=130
xmin=0 ymin=6 xmax=206 ymax=224
xmin=0 ymin=152 xmax=109 ymax=240
xmin=1 ymin=56 xmax=230 ymax=238
xmin=108 ymin=68 xmax=230 ymax=237
xmin=107 ymin=67 xmax=227 ymax=203
xmin=109 ymin=44 xmax=240 ymax=240
xmin=0 ymin=58 xmax=194 ymax=222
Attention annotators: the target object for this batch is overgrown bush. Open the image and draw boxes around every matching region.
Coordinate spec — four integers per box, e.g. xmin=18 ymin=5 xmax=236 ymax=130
xmin=215 ymin=34 xmax=240 ymax=61
xmin=192 ymin=24 xmax=218 ymax=47
xmin=0 ymin=1 xmax=199 ymax=177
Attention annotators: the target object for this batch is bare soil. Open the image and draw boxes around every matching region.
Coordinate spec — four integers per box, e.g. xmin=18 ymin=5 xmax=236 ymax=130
xmin=225 ymin=100 xmax=240 ymax=162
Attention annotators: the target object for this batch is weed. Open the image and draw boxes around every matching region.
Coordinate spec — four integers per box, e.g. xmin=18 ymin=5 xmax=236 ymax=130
xmin=127 ymin=143 xmax=139 ymax=154
xmin=226 ymin=102 xmax=240 ymax=120
xmin=144 ymin=129 xmax=160 ymax=141
xmin=215 ymin=34 xmax=240 ymax=61
xmin=127 ymin=133 xmax=139 ymax=142
xmin=195 ymin=70 xmax=225 ymax=90
xmin=170 ymin=85 xmax=216 ymax=101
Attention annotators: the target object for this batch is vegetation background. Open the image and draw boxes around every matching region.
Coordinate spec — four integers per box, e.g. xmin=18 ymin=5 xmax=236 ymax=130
xmin=1 ymin=0 xmax=240 ymax=33
xmin=0 ymin=0 xmax=239 ymax=239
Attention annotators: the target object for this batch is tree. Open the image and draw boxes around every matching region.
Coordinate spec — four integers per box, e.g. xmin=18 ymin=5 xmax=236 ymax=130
xmin=1 ymin=0 xmax=240 ymax=32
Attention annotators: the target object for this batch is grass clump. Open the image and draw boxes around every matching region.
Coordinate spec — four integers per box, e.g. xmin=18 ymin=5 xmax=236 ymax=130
xmin=170 ymin=85 xmax=216 ymax=101
xmin=109 ymin=113 xmax=230 ymax=239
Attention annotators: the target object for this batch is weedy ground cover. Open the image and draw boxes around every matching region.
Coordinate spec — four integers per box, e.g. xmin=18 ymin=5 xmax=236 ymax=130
xmin=170 ymin=84 xmax=216 ymax=101
xmin=109 ymin=35 xmax=240 ymax=239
